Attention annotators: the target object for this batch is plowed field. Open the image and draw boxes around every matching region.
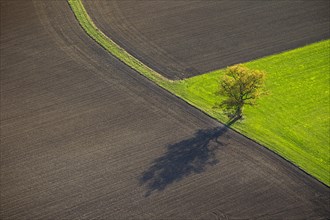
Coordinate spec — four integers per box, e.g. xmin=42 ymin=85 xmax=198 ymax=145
xmin=83 ymin=0 xmax=330 ymax=79
xmin=0 ymin=1 xmax=329 ymax=219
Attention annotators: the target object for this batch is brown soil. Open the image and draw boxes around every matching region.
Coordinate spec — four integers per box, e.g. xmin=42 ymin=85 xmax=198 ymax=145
xmin=83 ymin=0 xmax=330 ymax=79
xmin=0 ymin=1 xmax=329 ymax=219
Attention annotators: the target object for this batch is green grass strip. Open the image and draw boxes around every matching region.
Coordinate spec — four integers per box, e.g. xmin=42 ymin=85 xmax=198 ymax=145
xmin=68 ymin=0 xmax=329 ymax=185
xmin=68 ymin=0 xmax=171 ymax=87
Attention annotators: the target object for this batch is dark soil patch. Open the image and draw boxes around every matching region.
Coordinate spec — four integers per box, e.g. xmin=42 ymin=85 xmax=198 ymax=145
xmin=83 ymin=0 xmax=330 ymax=79
xmin=0 ymin=1 xmax=329 ymax=219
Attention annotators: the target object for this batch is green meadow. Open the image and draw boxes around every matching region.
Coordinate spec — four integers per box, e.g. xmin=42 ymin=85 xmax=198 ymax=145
xmin=169 ymin=40 xmax=330 ymax=185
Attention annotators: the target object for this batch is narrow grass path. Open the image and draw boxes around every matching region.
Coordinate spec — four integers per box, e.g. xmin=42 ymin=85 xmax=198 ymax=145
xmin=67 ymin=0 xmax=170 ymax=86
xmin=68 ymin=0 xmax=330 ymax=185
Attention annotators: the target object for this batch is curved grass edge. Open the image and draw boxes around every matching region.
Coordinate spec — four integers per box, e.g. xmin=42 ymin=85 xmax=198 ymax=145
xmin=68 ymin=0 xmax=329 ymax=186
xmin=67 ymin=0 xmax=171 ymax=86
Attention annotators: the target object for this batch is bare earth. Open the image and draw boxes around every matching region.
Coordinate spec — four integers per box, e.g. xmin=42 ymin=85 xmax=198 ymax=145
xmin=83 ymin=0 xmax=330 ymax=79
xmin=0 ymin=1 xmax=329 ymax=219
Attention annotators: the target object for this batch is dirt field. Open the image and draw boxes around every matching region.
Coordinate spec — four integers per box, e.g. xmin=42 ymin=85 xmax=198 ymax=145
xmin=83 ymin=0 xmax=330 ymax=79
xmin=0 ymin=1 xmax=329 ymax=219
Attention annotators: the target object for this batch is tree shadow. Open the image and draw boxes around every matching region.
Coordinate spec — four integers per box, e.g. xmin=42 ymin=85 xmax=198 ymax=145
xmin=139 ymin=119 xmax=238 ymax=197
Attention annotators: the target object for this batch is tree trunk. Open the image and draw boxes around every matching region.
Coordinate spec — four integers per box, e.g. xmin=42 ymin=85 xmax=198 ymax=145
xmin=235 ymin=105 xmax=243 ymax=119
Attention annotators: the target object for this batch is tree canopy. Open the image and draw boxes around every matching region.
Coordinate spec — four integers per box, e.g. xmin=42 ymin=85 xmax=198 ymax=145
xmin=219 ymin=64 xmax=266 ymax=119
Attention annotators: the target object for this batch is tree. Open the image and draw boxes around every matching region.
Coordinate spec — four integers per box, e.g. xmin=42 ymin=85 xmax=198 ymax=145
xmin=219 ymin=64 xmax=266 ymax=119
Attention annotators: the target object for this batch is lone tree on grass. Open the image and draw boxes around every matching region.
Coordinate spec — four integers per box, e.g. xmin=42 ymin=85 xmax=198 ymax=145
xmin=219 ymin=64 xmax=266 ymax=119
